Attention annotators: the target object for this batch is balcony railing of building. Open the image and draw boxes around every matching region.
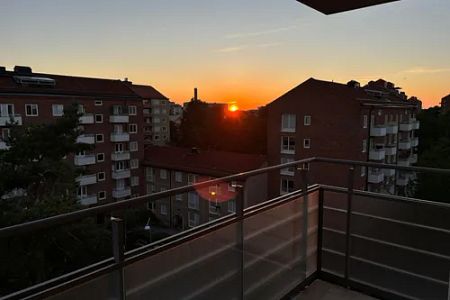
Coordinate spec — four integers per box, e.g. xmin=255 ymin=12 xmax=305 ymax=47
xmin=0 ymin=114 xmax=22 ymax=126
xmin=1 ymin=158 xmax=450 ymax=300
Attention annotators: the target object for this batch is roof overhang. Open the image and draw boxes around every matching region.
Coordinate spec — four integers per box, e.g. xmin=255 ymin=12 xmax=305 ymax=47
xmin=297 ymin=0 xmax=400 ymax=14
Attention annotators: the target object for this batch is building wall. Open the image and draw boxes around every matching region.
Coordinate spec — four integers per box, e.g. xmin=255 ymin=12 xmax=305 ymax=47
xmin=143 ymin=98 xmax=170 ymax=145
xmin=0 ymin=94 xmax=145 ymax=205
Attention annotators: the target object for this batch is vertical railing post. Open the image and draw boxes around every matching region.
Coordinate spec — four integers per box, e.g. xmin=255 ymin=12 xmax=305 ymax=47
xmin=234 ymin=182 xmax=245 ymax=300
xmin=317 ymin=187 xmax=324 ymax=274
xmin=111 ymin=217 xmax=126 ymax=300
xmin=344 ymin=167 xmax=355 ymax=287
xmin=300 ymin=167 xmax=309 ymax=279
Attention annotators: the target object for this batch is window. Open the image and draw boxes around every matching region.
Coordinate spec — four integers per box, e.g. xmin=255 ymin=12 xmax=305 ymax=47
xmin=2 ymin=128 xmax=11 ymax=139
xmin=160 ymin=204 xmax=168 ymax=215
xmin=146 ymin=167 xmax=155 ymax=181
xmin=154 ymin=135 xmax=160 ymax=140
xmin=160 ymin=169 xmax=167 ymax=179
xmin=95 ymin=114 xmax=103 ymax=123
xmin=280 ymin=157 xmax=295 ymax=176
xmin=52 ymin=104 xmax=64 ymax=116
xmin=147 ymin=201 xmax=155 ymax=210
xmin=98 ymin=191 xmax=106 ymax=200
xmin=129 ymin=141 xmax=138 ymax=152
xmin=112 ymin=105 xmax=124 ymax=115
xmin=228 ymin=199 xmax=236 ymax=213
xmin=154 ymin=117 xmax=161 ymax=123
xmin=130 ymin=159 xmax=139 ymax=169
xmin=280 ymin=179 xmax=294 ymax=194
xmin=96 ymin=153 xmax=105 ymax=162
xmin=128 ymin=106 xmax=137 ymax=115
xmin=146 ymin=183 xmax=155 ymax=194
xmin=188 ymin=192 xmax=199 ymax=209
xmin=77 ymin=186 xmax=87 ymax=198
xmin=154 ymin=108 xmax=161 ymax=115
xmin=113 ymin=124 xmax=123 ymax=134
xmin=131 ymin=176 xmax=139 ymax=186
xmin=281 ymin=114 xmax=296 ymax=132
xmin=304 ymin=115 xmax=311 ymax=126
xmin=129 ymin=124 xmax=138 ymax=134
xmin=151 ymin=99 xmax=160 ymax=105
xmin=303 ymin=162 xmax=310 ymax=171
xmin=303 ymin=138 xmax=311 ymax=149
xmin=97 ymin=172 xmax=106 ymax=181
xmin=209 ymin=200 xmax=219 ymax=214
xmin=95 ymin=100 xmax=103 ymax=106
xmin=95 ymin=134 xmax=104 ymax=143
xmin=175 ymin=193 xmax=183 ymax=201
xmin=25 ymin=104 xmax=38 ymax=116
xmin=78 ymin=104 xmax=85 ymax=114
xmin=0 ymin=104 xmax=14 ymax=116
xmin=363 ymin=115 xmax=368 ymax=128
xmin=188 ymin=212 xmax=199 ymax=227
xmin=361 ymin=166 xmax=366 ymax=177
xmin=115 ymin=143 xmax=124 ymax=153
xmin=362 ymin=140 xmax=367 ymax=152
xmin=228 ymin=181 xmax=236 ymax=192
xmin=188 ymin=174 xmax=197 ymax=184
xmin=175 ymin=171 xmax=183 ymax=182
xmin=115 ymin=161 xmax=126 ymax=171
xmin=281 ymin=136 xmax=295 ymax=154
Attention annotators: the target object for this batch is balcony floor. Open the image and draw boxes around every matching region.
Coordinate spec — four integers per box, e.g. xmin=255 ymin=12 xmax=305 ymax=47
xmin=293 ymin=280 xmax=375 ymax=300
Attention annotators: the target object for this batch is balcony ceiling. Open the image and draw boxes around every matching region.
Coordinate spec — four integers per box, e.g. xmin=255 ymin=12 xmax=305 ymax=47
xmin=296 ymin=0 xmax=399 ymax=14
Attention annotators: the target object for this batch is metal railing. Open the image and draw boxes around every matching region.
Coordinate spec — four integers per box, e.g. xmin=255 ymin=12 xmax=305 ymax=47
xmin=1 ymin=157 xmax=450 ymax=300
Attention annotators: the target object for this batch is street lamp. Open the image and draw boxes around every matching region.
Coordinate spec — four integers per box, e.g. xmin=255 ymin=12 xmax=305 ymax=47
xmin=144 ymin=217 xmax=152 ymax=243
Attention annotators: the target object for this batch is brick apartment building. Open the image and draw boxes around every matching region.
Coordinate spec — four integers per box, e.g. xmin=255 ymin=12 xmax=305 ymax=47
xmin=0 ymin=66 xmax=150 ymax=205
xmin=143 ymin=146 xmax=266 ymax=229
xmin=128 ymin=83 xmax=171 ymax=146
xmin=267 ymin=78 xmax=421 ymax=198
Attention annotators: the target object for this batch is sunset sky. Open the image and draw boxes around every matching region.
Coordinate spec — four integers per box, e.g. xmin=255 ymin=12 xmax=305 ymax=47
xmin=1 ymin=0 xmax=449 ymax=109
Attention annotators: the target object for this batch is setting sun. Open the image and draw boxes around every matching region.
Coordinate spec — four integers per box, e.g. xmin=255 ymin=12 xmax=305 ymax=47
xmin=228 ymin=103 xmax=239 ymax=112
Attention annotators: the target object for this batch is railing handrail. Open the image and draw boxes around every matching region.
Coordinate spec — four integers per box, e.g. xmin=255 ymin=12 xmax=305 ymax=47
xmin=1 ymin=156 xmax=449 ymax=239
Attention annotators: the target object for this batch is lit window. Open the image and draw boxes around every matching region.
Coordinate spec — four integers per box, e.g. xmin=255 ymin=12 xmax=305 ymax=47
xmin=95 ymin=114 xmax=103 ymax=123
xmin=280 ymin=179 xmax=294 ymax=194
xmin=304 ymin=115 xmax=311 ymax=126
xmin=128 ymin=106 xmax=137 ymax=115
xmin=175 ymin=171 xmax=183 ymax=182
xmin=160 ymin=169 xmax=167 ymax=179
xmin=129 ymin=124 xmax=138 ymax=134
xmin=97 ymin=172 xmax=106 ymax=181
xmin=52 ymin=104 xmax=64 ymax=116
xmin=281 ymin=136 xmax=295 ymax=154
xmin=95 ymin=134 xmax=104 ymax=143
xmin=25 ymin=104 xmax=38 ymax=116
xmin=303 ymin=139 xmax=311 ymax=149
xmin=281 ymin=114 xmax=296 ymax=132
xmin=129 ymin=141 xmax=138 ymax=152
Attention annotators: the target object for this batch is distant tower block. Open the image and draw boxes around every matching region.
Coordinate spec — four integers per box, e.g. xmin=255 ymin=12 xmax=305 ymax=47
xmin=297 ymin=0 xmax=399 ymax=14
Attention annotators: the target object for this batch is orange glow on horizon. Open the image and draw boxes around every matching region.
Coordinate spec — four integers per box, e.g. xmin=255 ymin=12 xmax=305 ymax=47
xmin=228 ymin=103 xmax=239 ymax=112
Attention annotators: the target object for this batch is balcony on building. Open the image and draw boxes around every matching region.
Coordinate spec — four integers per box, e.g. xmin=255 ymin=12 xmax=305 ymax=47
xmin=398 ymin=139 xmax=412 ymax=150
xmin=413 ymin=120 xmax=420 ymax=130
xmin=79 ymin=113 xmax=94 ymax=125
xmin=397 ymin=157 xmax=410 ymax=167
xmin=112 ymin=169 xmax=131 ymax=180
xmin=369 ymin=147 xmax=385 ymax=161
xmin=112 ymin=188 xmax=132 ymax=199
xmin=0 ymin=140 xmax=9 ymax=150
xmin=109 ymin=115 xmax=129 ymax=123
xmin=0 ymin=114 xmax=22 ymax=126
xmin=76 ymin=174 xmax=97 ymax=186
xmin=4 ymin=158 xmax=450 ymax=300
xmin=77 ymin=195 xmax=98 ymax=206
xmin=76 ymin=134 xmax=95 ymax=144
xmin=370 ymin=125 xmax=387 ymax=137
xmin=399 ymin=121 xmax=414 ymax=131
xmin=110 ymin=132 xmax=130 ymax=142
xmin=411 ymin=137 xmax=419 ymax=147
xmin=111 ymin=151 xmax=131 ymax=161
xmin=384 ymin=145 xmax=397 ymax=156
xmin=368 ymin=168 xmax=384 ymax=184
xmin=385 ymin=123 xmax=398 ymax=134
xmin=74 ymin=154 xmax=96 ymax=166
xmin=383 ymin=168 xmax=395 ymax=177
xmin=410 ymin=153 xmax=418 ymax=164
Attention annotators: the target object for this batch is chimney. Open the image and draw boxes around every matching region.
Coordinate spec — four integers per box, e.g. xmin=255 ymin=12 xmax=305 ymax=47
xmin=14 ymin=66 xmax=32 ymax=74
xmin=194 ymin=88 xmax=198 ymax=101
xmin=347 ymin=80 xmax=360 ymax=88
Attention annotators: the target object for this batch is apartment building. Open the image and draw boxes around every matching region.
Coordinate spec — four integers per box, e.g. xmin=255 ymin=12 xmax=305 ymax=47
xmin=128 ymin=84 xmax=170 ymax=146
xmin=442 ymin=94 xmax=450 ymax=113
xmin=266 ymin=78 xmax=421 ymax=198
xmin=0 ymin=66 xmax=146 ymax=205
xmin=143 ymin=146 xmax=267 ymax=230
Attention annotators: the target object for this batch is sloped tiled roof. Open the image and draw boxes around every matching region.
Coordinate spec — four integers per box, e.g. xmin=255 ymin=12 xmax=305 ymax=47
xmin=129 ymin=84 xmax=168 ymax=100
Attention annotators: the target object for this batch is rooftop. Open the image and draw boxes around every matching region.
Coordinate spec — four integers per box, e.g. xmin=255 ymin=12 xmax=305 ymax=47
xmin=128 ymin=83 xmax=168 ymax=100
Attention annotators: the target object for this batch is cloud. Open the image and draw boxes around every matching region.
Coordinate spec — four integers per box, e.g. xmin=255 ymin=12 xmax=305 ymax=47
xmin=216 ymin=45 xmax=248 ymax=53
xmin=402 ymin=67 xmax=450 ymax=74
xmin=225 ymin=25 xmax=297 ymax=39
xmin=255 ymin=42 xmax=283 ymax=48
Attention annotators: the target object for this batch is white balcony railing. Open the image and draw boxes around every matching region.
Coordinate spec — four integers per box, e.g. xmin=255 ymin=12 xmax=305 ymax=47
xmin=78 ymin=195 xmax=98 ymax=206
xmin=74 ymin=154 xmax=96 ymax=166
xmin=112 ymin=188 xmax=131 ymax=199
xmin=384 ymin=146 xmax=397 ymax=156
xmin=368 ymin=171 xmax=384 ymax=184
xmin=0 ymin=114 xmax=22 ymax=126
xmin=76 ymin=174 xmax=97 ymax=186
xmin=399 ymin=122 xmax=413 ymax=131
xmin=369 ymin=149 xmax=385 ymax=161
xmin=79 ymin=114 xmax=94 ymax=124
xmin=112 ymin=169 xmax=131 ymax=180
xmin=110 ymin=132 xmax=130 ymax=142
xmin=370 ymin=126 xmax=387 ymax=137
xmin=398 ymin=140 xmax=412 ymax=150
xmin=111 ymin=152 xmax=131 ymax=161
xmin=76 ymin=134 xmax=95 ymax=144
xmin=386 ymin=123 xmax=398 ymax=134
xmin=109 ymin=115 xmax=129 ymax=123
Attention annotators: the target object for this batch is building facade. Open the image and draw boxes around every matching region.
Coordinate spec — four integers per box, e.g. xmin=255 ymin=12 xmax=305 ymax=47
xmin=143 ymin=146 xmax=267 ymax=230
xmin=0 ymin=66 xmax=147 ymax=205
xmin=441 ymin=94 xmax=450 ymax=114
xmin=266 ymin=78 xmax=421 ymax=198
xmin=129 ymin=84 xmax=171 ymax=146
